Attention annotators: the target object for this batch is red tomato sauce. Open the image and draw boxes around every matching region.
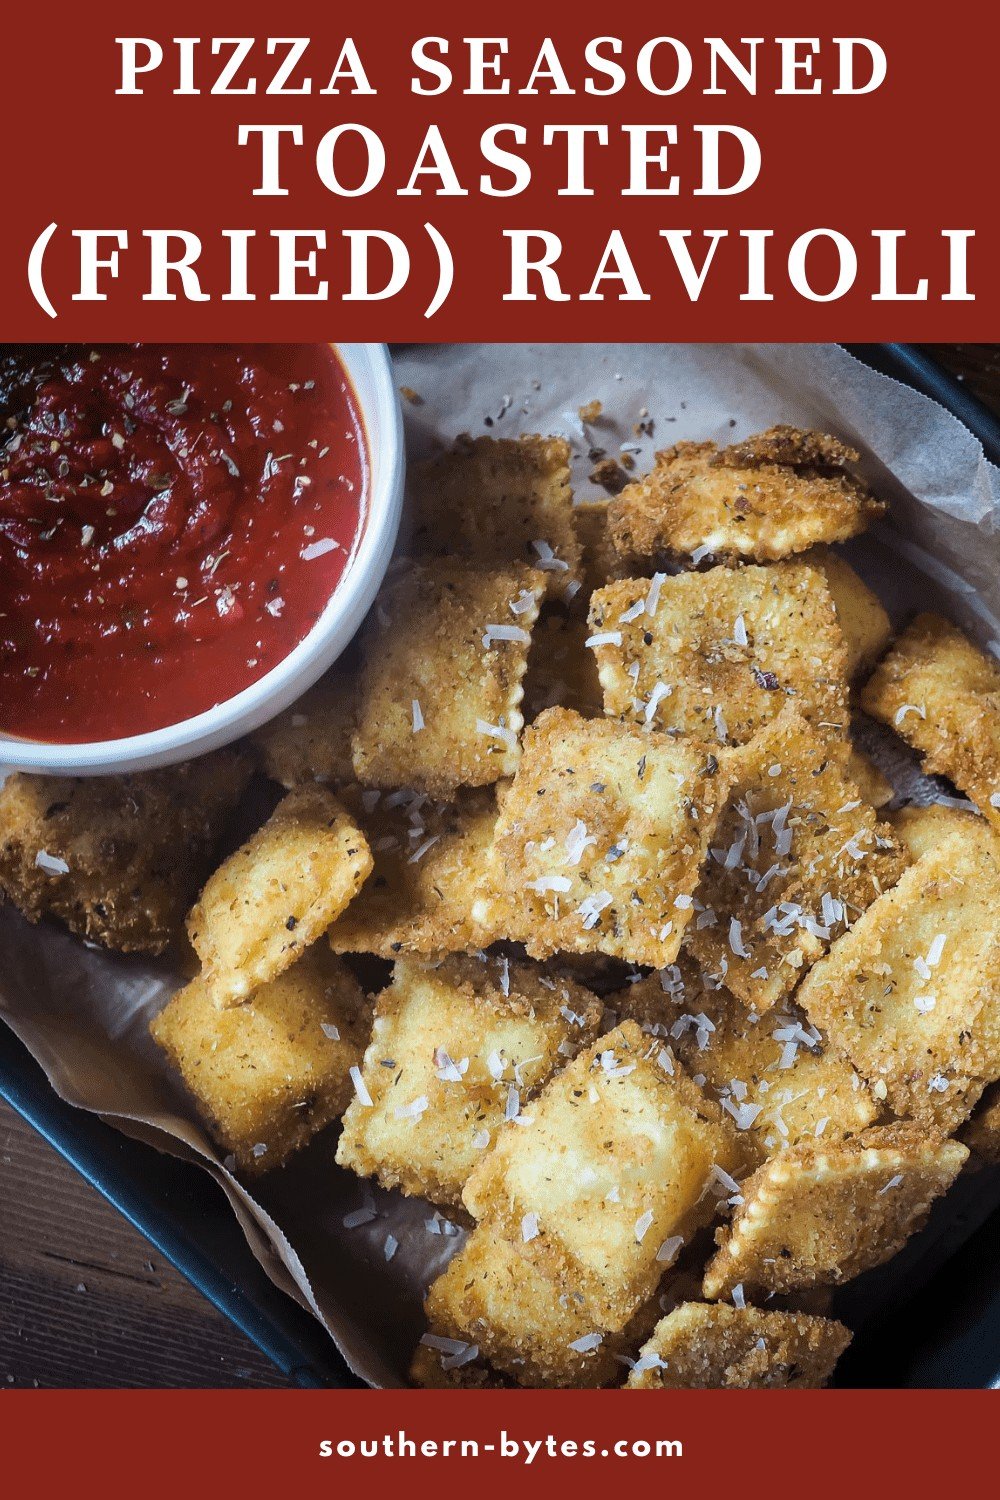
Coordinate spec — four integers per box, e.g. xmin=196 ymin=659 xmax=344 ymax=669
xmin=0 ymin=344 xmax=367 ymax=743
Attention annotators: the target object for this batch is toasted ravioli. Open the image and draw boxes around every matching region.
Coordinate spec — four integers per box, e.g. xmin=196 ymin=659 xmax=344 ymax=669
xmin=861 ymin=613 xmax=1000 ymax=829
xmin=686 ymin=709 xmax=907 ymax=1010
xmin=587 ymin=563 xmax=849 ymax=749
xmin=150 ymin=947 xmax=369 ymax=1174
xmin=477 ymin=707 xmax=728 ymax=968
xmin=408 ymin=435 xmax=580 ymax=600
xmin=416 ymin=1231 xmax=637 ymax=1389
xmin=887 ymin=801 xmax=981 ymax=860
xmin=251 ymin=670 xmax=355 ymax=790
xmin=961 ymin=1081 xmax=1000 ymax=1165
xmin=187 ymin=785 xmax=372 ymax=1005
xmin=846 ymin=747 xmax=894 ymax=810
xmin=618 ymin=962 xmax=878 ymax=1167
xmin=351 ymin=560 xmax=545 ymax=796
xmin=795 ymin=827 xmax=1000 ymax=1133
xmin=625 ymin=1302 xmax=851 ymax=1389
xmin=463 ymin=1022 xmax=745 ymax=1327
xmin=702 ymin=1124 xmax=967 ymax=1299
xmin=328 ymin=788 xmax=498 ymax=958
xmin=337 ymin=954 xmax=602 ymax=1209
xmin=0 ymin=753 xmax=250 ymax=955
xmin=806 ymin=548 xmax=892 ymax=678
xmin=607 ymin=428 xmax=883 ymax=566
xmin=523 ymin=612 xmax=604 ymax=721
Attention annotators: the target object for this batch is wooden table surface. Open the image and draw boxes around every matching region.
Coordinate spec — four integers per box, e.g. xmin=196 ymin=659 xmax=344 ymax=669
xmin=1 ymin=343 xmax=997 ymax=1390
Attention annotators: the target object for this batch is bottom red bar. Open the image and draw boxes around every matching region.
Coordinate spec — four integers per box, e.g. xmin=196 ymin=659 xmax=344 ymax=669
xmin=0 ymin=1388 xmax=990 ymax=1496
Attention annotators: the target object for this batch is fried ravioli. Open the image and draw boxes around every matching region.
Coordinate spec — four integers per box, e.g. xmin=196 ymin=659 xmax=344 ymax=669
xmin=702 ymin=1124 xmax=967 ymax=1299
xmin=477 ymin=707 xmax=728 ymax=968
xmin=587 ymin=563 xmax=849 ymax=749
xmin=352 ymin=560 xmax=545 ymax=795
xmin=187 ymin=784 xmax=372 ymax=1005
xmin=862 ymin=613 xmax=1000 ymax=829
xmin=409 ymin=435 xmax=581 ymax=600
xmin=151 ymin=946 xmax=370 ymax=1173
xmin=0 ymin=752 xmax=251 ymax=955
xmin=337 ymin=953 xmax=602 ymax=1209
xmin=607 ymin=427 xmax=883 ymax=566
xmin=625 ymin=1302 xmax=851 ymax=1389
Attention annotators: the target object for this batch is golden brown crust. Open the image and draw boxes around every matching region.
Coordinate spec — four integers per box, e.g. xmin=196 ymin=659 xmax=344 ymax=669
xmin=616 ymin=959 xmax=878 ymax=1169
xmin=151 ymin=946 xmax=369 ymax=1174
xmin=408 ymin=435 xmax=581 ymax=601
xmin=702 ymin=1124 xmax=968 ymax=1299
xmin=587 ymin=562 xmax=850 ymax=749
xmin=327 ymin=787 xmax=498 ymax=959
xmin=351 ymin=559 xmax=545 ymax=796
xmin=251 ymin=669 xmax=356 ymax=790
xmin=0 ymin=753 xmax=251 ymax=955
xmin=796 ymin=826 xmax=1000 ymax=1133
xmin=477 ymin=707 xmax=729 ymax=968
xmin=336 ymin=953 xmax=603 ymax=1209
xmin=625 ymin=1302 xmax=851 ymax=1389
xmin=607 ymin=429 xmax=883 ymax=565
xmin=416 ymin=1230 xmax=636 ymax=1389
xmin=861 ymin=613 xmax=1000 ymax=829
xmin=686 ymin=707 xmax=908 ymax=1010
xmin=720 ymin=426 xmax=858 ymax=472
xmin=187 ymin=785 xmax=372 ymax=1005
xmin=887 ymin=802 xmax=982 ymax=861
xmin=463 ymin=1021 xmax=746 ymax=1327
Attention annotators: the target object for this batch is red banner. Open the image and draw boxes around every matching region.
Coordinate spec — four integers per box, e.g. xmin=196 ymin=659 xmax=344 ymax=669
xmin=0 ymin=1388 xmax=993 ymax=1495
xmin=0 ymin=0 xmax=995 ymax=339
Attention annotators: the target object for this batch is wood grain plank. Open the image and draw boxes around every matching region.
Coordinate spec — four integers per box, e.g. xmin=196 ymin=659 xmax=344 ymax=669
xmin=0 ymin=1102 xmax=292 ymax=1388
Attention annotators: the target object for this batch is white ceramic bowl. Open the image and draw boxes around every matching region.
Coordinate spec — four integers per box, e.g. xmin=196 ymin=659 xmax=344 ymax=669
xmin=0 ymin=343 xmax=404 ymax=776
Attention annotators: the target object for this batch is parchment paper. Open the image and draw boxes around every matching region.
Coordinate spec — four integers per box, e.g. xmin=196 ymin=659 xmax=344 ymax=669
xmin=3 ymin=343 xmax=999 ymax=1389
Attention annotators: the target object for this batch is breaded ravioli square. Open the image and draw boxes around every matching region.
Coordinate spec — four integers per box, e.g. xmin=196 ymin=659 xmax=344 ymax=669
xmin=409 ymin=435 xmax=581 ymax=601
xmin=150 ymin=947 xmax=369 ymax=1174
xmin=187 ymin=785 xmax=372 ymax=1005
xmin=251 ymin=669 xmax=355 ymax=790
xmin=702 ymin=1124 xmax=967 ymax=1299
xmin=607 ymin=427 xmax=883 ymax=566
xmin=463 ymin=1022 xmax=745 ymax=1327
xmin=687 ymin=709 xmax=907 ymax=1010
xmin=351 ymin=560 xmax=545 ymax=796
xmin=618 ymin=961 xmax=878 ymax=1169
xmin=336 ymin=954 xmax=603 ymax=1209
xmin=587 ymin=563 xmax=849 ymax=748
xmin=415 ymin=1231 xmax=642 ymax=1389
xmin=796 ymin=827 xmax=1000 ymax=1133
xmin=477 ymin=707 xmax=728 ymax=968
xmin=0 ymin=753 xmax=250 ymax=955
xmin=625 ymin=1302 xmax=851 ymax=1389
xmin=328 ymin=788 xmax=498 ymax=959
xmin=806 ymin=548 xmax=892 ymax=678
xmin=862 ymin=613 xmax=1000 ymax=829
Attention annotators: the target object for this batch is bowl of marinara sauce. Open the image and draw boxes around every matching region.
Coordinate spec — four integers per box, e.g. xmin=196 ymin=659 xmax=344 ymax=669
xmin=0 ymin=343 xmax=403 ymax=773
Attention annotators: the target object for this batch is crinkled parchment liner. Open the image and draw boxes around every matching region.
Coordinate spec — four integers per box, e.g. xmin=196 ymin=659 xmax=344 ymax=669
xmin=2 ymin=344 xmax=999 ymax=1389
